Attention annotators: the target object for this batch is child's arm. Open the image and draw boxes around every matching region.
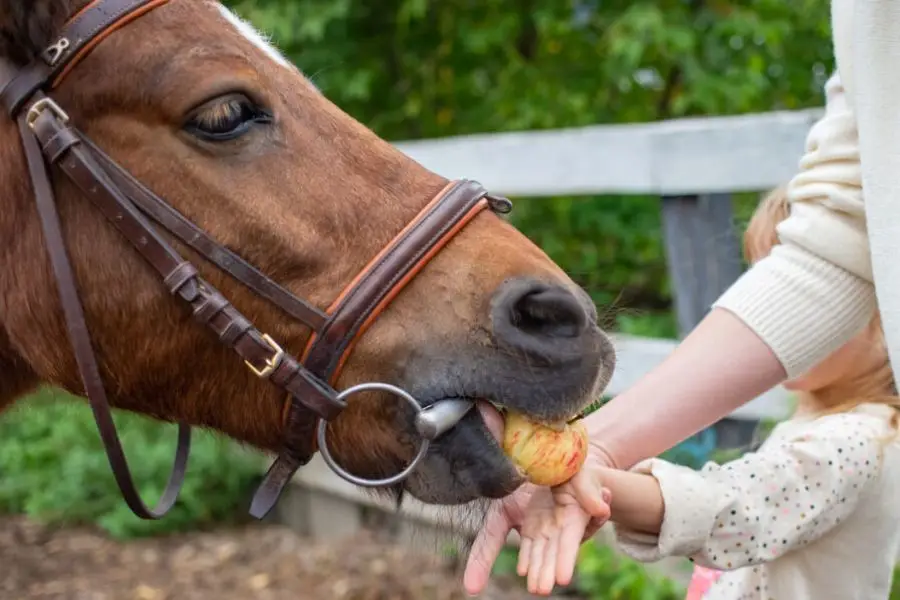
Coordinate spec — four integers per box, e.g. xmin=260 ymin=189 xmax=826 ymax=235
xmin=609 ymin=412 xmax=890 ymax=571
xmin=594 ymin=466 xmax=665 ymax=535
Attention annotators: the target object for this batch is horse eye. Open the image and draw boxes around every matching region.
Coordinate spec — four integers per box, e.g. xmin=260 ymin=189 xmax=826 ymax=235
xmin=185 ymin=94 xmax=272 ymax=142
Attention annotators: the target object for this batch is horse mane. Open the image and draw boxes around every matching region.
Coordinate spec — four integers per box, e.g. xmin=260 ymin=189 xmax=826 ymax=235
xmin=0 ymin=1 xmax=82 ymax=65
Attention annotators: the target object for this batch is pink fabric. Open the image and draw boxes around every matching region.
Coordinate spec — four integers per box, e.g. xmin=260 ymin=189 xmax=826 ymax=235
xmin=686 ymin=565 xmax=722 ymax=599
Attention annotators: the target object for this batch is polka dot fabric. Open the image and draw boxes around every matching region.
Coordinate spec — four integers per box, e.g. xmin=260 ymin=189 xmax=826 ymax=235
xmin=613 ymin=404 xmax=900 ymax=599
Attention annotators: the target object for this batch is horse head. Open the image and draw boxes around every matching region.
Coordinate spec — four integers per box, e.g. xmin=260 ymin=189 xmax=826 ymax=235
xmin=0 ymin=0 xmax=615 ymax=515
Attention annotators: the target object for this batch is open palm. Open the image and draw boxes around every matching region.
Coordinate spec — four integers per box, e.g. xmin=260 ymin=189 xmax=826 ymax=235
xmin=463 ymin=448 xmax=612 ymax=596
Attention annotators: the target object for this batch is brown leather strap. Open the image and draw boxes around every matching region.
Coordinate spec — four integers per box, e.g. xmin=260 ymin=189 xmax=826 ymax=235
xmin=1 ymin=0 xmax=169 ymax=116
xmin=301 ymin=180 xmax=491 ymax=383
xmin=48 ymin=0 xmax=172 ymax=88
xmin=0 ymin=64 xmax=50 ymax=116
xmin=15 ymin=104 xmax=190 ymax=520
xmin=329 ymin=195 xmax=491 ymax=381
xmin=28 ymin=100 xmax=344 ymax=421
xmin=79 ymin=135 xmax=328 ymax=329
xmin=22 ymin=96 xmax=343 ymax=520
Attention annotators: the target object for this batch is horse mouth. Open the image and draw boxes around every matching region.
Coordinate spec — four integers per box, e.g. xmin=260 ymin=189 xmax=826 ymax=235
xmin=397 ymin=392 xmax=593 ymax=503
xmin=399 ymin=354 xmax=605 ymax=503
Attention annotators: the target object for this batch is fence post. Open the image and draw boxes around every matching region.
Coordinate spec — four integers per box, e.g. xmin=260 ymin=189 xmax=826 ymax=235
xmin=660 ymin=193 xmax=755 ymax=450
xmin=660 ymin=193 xmax=744 ymax=336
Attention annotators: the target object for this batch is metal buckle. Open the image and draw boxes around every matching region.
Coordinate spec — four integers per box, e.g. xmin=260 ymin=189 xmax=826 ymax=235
xmin=316 ymin=382 xmax=433 ymax=488
xmin=26 ymin=98 xmax=70 ymax=131
xmin=244 ymin=333 xmax=284 ymax=379
xmin=42 ymin=37 xmax=71 ymax=66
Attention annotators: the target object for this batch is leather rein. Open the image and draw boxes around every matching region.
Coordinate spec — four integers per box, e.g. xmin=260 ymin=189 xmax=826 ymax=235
xmin=0 ymin=0 xmax=512 ymax=521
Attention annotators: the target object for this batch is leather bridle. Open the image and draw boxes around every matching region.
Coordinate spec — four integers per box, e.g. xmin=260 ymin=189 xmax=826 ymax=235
xmin=0 ymin=0 xmax=512 ymax=521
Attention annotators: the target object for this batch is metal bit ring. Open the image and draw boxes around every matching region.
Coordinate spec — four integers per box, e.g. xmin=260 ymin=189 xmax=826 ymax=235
xmin=316 ymin=382 xmax=430 ymax=488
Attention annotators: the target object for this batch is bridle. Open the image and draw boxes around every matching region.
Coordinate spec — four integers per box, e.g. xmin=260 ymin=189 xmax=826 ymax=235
xmin=0 ymin=0 xmax=513 ymax=521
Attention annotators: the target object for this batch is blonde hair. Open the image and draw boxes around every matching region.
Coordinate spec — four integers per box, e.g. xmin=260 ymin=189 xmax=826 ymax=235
xmin=745 ymin=186 xmax=900 ymax=429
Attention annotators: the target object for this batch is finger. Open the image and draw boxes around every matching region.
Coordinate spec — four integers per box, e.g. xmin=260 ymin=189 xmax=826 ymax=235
xmin=463 ymin=506 xmax=512 ymax=596
xmin=538 ymin=533 xmax=560 ymax=595
xmin=570 ymin=474 xmax=611 ymax=518
xmin=556 ymin=514 xmax=589 ymax=586
xmin=517 ymin=537 xmax=532 ymax=577
xmin=526 ymin=536 xmax=546 ymax=594
xmin=583 ymin=516 xmax=606 ymax=541
xmin=581 ymin=487 xmax=613 ymax=541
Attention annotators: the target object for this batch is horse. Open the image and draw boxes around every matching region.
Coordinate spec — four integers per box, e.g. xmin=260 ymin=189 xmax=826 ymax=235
xmin=0 ymin=0 xmax=615 ymax=523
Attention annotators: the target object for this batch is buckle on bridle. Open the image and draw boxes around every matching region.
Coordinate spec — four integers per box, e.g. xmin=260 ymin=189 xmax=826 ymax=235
xmin=245 ymin=333 xmax=285 ymax=378
xmin=42 ymin=37 xmax=72 ymax=66
xmin=25 ymin=97 xmax=70 ymax=130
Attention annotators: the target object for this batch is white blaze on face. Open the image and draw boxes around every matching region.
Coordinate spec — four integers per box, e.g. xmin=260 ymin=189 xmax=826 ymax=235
xmin=214 ymin=3 xmax=292 ymax=69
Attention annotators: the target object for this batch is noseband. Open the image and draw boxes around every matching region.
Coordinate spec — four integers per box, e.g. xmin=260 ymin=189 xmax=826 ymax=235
xmin=0 ymin=0 xmax=512 ymax=521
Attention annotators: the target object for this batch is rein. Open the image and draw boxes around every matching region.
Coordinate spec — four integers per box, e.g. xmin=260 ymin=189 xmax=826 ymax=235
xmin=0 ymin=0 xmax=512 ymax=520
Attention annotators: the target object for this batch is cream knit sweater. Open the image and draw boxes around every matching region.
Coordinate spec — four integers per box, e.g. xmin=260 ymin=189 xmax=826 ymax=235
xmin=714 ymin=1 xmax=900 ymax=380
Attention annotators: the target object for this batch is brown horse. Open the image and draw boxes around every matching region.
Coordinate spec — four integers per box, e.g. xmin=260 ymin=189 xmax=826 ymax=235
xmin=0 ymin=0 xmax=615 ymax=515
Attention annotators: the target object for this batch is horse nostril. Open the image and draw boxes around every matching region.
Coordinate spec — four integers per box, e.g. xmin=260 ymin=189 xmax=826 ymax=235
xmin=491 ymin=279 xmax=596 ymax=364
xmin=510 ymin=285 xmax=587 ymax=338
xmin=491 ymin=278 xmax=591 ymax=353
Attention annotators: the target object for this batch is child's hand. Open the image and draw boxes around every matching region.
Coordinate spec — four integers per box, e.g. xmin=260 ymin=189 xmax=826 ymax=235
xmin=518 ymin=470 xmax=612 ymax=595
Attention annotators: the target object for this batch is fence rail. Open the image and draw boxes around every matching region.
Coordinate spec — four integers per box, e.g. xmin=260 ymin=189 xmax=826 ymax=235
xmin=393 ymin=108 xmax=822 ymax=196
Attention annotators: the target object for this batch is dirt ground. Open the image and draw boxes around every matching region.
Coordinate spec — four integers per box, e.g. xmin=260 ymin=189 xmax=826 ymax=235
xmin=0 ymin=515 xmax=553 ymax=600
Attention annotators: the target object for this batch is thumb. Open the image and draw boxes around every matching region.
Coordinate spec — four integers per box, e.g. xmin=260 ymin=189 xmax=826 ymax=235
xmin=569 ymin=472 xmax=611 ymax=519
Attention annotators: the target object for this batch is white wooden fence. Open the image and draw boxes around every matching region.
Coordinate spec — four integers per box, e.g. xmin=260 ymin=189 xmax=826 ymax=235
xmin=276 ymin=108 xmax=823 ymax=551
xmin=393 ymin=108 xmax=822 ymax=197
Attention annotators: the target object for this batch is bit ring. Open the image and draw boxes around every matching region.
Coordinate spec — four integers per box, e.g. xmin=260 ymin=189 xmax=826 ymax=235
xmin=316 ymin=382 xmax=430 ymax=488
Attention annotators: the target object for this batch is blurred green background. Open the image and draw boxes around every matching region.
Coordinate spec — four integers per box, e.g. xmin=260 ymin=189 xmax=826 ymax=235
xmin=4 ymin=1 xmax=862 ymax=597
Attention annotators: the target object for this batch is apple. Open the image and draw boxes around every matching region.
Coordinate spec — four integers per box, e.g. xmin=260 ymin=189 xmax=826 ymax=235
xmin=501 ymin=411 xmax=588 ymax=487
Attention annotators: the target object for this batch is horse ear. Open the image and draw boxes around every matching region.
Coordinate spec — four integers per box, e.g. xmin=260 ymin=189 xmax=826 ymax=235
xmin=0 ymin=0 xmax=78 ymax=65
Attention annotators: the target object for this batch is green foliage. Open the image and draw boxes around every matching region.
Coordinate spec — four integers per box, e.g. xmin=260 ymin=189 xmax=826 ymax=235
xmin=575 ymin=541 xmax=685 ymax=599
xmin=892 ymin=565 xmax=900 ymax=599
xmin=492 ymin=541 xmax=685 ymax=599
xmin=227 ymin=0 xmax=833 ymax=136
xmin=0 ymin=388 xmax=262 ymax=539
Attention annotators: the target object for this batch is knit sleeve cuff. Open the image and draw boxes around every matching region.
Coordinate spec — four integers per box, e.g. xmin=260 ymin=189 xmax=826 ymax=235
xmin=713 ymin=243 xmax=875 ymax=379
xmin=613 ymin=458 xmax=723 ymax=562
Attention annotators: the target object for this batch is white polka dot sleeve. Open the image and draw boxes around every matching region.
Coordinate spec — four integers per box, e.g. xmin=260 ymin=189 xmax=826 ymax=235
xmin=612 ymin=412 xmax=889 ymax=570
